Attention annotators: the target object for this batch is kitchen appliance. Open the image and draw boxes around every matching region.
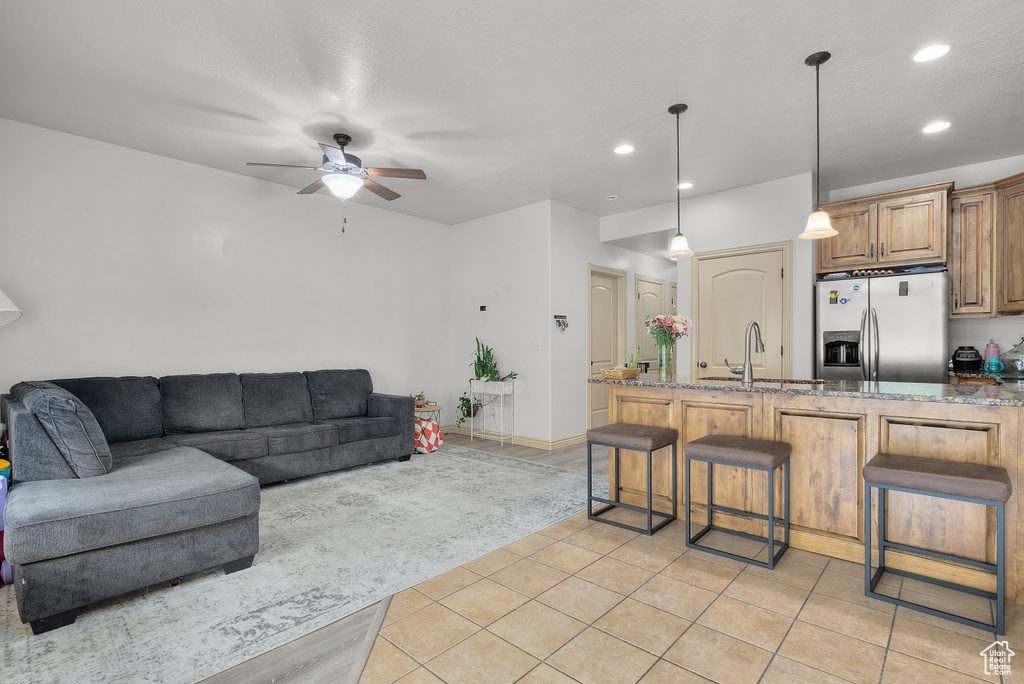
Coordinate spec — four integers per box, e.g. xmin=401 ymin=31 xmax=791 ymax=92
xmin=952 ymin=346 xmax=983 ymax=372
xmin=816 ymin=270 xmax=949 ymax=382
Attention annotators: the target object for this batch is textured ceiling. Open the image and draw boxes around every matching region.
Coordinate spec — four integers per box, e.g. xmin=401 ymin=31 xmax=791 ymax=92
xmin=2 ymin=1 xmax=1023 ymax=226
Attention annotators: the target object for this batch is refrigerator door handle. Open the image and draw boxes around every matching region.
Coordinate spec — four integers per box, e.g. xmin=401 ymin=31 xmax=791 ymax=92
xmin=859 ymin=308 xmax=869 ymax=380
xmin=871 ymin=308 xmax=880 ymax=381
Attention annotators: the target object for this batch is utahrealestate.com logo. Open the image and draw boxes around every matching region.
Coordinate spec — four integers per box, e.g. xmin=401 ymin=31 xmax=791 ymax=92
xmin=980 ymin=640 xmax=1014 ymax=676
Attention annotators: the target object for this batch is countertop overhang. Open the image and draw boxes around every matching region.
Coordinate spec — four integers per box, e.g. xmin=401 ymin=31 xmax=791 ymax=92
xmin=591 ymin=376 xmax=1024 ymax=406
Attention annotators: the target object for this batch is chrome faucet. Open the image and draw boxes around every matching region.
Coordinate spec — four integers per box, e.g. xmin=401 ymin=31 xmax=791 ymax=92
xmin=725 ymin=320 xmax=766 ymax=386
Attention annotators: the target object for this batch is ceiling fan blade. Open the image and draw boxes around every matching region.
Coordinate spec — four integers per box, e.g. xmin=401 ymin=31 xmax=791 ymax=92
xmin=247 ymin=162 xmax=321 ymax=170
xmin=297 ymin=179 xmax=325 ymax=195
xmin=365 ymin=167 xmax=427 ymax=180
xmin=318 ymin=143 xmax=348 ymax=166
xmin=362 ymin=178 xmax=400 ymax=201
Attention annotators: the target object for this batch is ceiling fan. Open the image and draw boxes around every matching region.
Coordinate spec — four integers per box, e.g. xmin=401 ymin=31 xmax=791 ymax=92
xmin=246 ymin=133 xmax=426 ymax=201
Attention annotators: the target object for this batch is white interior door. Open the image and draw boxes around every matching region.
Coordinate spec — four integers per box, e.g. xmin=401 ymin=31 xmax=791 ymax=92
xmin=695 ymin=249 xmax=786 ymax=379
xmin=588 ymin=267 xmax=625 ymax=429
xmin=635 ymin=274 xmax=665 ymax=368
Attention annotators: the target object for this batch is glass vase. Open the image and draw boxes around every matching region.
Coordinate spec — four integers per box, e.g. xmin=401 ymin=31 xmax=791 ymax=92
xmin=658 ymin=342 xmax=674 ymax=383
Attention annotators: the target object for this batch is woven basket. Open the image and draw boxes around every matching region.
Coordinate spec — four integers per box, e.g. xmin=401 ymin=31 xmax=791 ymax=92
xmin=601 ymin=368 xmax=641 ymax=380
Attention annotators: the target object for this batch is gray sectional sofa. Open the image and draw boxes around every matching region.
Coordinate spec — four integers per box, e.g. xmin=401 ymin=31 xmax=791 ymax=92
xmin=0 ymin=369 xmax=413 ymax=633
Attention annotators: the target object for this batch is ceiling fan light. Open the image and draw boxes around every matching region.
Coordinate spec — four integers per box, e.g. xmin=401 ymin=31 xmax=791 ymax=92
xmin=799 ymin=210 xmax=838 ymax=239
xmin=321 ymin=173 xmax=363 ymax=199
xmin=667 ymin=233 xmax=694 ymax=259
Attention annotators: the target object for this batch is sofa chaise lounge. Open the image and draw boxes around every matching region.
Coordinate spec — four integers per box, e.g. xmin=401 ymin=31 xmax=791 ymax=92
xmin=0 ymin=369 xmax=413 ymax=633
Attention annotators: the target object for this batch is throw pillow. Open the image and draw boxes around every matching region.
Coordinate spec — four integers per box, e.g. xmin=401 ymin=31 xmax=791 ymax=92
xmin=11 ymin=381 xmax=112 ymax=477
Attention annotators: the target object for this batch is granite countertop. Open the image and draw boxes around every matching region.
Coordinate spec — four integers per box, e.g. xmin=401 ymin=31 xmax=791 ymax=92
xmin=592 ymin=375 xmax=1024 ymax=406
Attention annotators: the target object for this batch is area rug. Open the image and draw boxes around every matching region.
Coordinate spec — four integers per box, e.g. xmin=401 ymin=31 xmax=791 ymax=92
xmin=0 ymin=444 xmax=594 ymax=683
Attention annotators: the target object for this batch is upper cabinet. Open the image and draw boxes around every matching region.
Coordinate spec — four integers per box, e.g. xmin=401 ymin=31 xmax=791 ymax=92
xmin=995 ymin=172 xmax=1024 ymax=315
xmin=948 ymin=185 xmax=994 ymax=317
xmin=817 ymin=183 xmax=951 ymax=273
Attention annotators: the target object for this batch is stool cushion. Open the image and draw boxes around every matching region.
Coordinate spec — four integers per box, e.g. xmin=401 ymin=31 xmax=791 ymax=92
xmin=587 ymin=424 xmax=678 ymax=451
xmin=684 ymin=435 xmax=791 ymax=469
xmin=864 ymin=453 xmax=1012 ymax=503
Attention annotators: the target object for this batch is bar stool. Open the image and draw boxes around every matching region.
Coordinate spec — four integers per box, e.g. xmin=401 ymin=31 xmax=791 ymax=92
xmin=586 ymin=423 xmax=678 ymax=535
xmin=684 ymin=435 xmax=791 ymax=569
xmin=864 ymin=453 xmax=1012 ymax=634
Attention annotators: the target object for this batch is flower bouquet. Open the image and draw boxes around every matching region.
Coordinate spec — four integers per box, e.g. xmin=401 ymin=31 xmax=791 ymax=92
xmin=644 ymin=314 xmax=692 ymax=382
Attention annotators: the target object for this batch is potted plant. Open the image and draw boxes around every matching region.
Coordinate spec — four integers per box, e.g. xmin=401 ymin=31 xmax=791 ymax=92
xmin=455 ymin=392 xmax=482 ymax=427
xmin=411 ymin=391 xmax=426 ymax=408
xmin=470 ymin=337 xmax=517 ymax=395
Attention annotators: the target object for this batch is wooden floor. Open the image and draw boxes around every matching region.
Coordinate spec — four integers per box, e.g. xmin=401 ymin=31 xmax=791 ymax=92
xmin=199 ymin=434 xmax=593 ymax=684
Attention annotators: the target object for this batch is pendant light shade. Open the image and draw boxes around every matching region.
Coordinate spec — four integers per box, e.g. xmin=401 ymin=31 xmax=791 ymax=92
xmin=0 ymin=287 xmax=22 ymax=326
xmin=798 ymin=51 xmax=838 ymax=240
xmin=665 ymin=103 xmax=694 ymax=259
xmin=321 ymin=173 xmax=363 ymax=199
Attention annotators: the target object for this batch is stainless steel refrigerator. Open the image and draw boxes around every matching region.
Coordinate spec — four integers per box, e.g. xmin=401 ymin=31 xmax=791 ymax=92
xmin=815 ymin=271 xmax=949 ymax=382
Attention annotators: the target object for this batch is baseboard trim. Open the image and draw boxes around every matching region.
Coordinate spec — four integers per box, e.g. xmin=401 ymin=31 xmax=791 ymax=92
xmin=442 ymin=427 xmax=586 ymax=452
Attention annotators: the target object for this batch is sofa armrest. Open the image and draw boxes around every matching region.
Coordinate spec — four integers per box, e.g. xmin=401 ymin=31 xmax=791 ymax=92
xmin=367 ymin=393 xmax=414 ymax=455
xmin=1 ymin=395 xmax=77 ymax=483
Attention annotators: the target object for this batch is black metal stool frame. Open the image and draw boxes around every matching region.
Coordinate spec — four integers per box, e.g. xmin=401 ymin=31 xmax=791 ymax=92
xmin=864 ymin=480 xmax=1005 ymax=634
xmin=685 ymin=455 xmax=790 ymax=569
xmin=587 ymin=438 xmax=677 ymax=535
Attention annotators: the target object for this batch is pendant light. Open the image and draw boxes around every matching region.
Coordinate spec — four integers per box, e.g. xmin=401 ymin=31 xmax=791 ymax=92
xmin=666 ymin=103 xmax=694 ymax=259
xmin=798 ymin=51 xmax=838 ymax=240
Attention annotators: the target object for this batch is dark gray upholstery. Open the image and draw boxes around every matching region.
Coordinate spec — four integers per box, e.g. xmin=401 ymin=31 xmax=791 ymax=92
xmin=11 ymin=382 xmax=112 ymax=478
xmin=367 ymin=393 xmax=415 ymax=455
xmin=305 ymin=369 xmax=373 ymax=420
xmin=3 ymin=446 xmax=260 ymax=564
xmin=240 ymin=372 xmax=313 ymax=428
xmin=252 ymin=423 xmax=339 ymax=455
xmin=1 ymin=396 xmax=76 ymax=483
xmin=12 ymin=515 xmax=258 ymax=625
xmin=316 ymin=416 xmax=401 ymax=443
xmin=160 ymin=373 xmax=245 ymax=434
xmin=51 ymin=376 xmax=162 ymax=444
xmin=230 ymin=434 xmax=406 ymax=484
xmin=164 ymin=430 xmax=269 ymax=461
xmin=109 ymin=437 xmax=176 ymax=461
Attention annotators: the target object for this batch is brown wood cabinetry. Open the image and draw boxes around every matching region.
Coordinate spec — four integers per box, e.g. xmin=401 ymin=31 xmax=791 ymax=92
xmin=817 ymin=183 xmax=951 ymax=273
xmin=604 ymin=381 xmax=1022 ymax=601
xmin=949 ymin=185 xmax=995 ymax=317
xmin=996 ymin=172 xmax=1024 ymax=314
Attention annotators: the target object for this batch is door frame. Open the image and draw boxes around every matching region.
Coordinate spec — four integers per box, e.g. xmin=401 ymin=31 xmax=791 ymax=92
xmin=634 ymin=273 xmax=666 ymax=367
xmin=690 ymin=240 xmax=793 ymax=380
xmin=586 ymin=264 xmax=627 ymax=429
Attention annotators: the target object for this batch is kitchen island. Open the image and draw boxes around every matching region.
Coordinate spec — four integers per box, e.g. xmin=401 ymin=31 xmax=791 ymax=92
xmin=593 ymin=376 xmax=1024 ymax=602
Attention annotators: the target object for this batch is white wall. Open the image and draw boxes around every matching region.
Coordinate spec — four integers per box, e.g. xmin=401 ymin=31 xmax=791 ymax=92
xmin=0 ymin=118 xmax=451 ymax=400
xmin=448 ymin=202 xmax=552 ymax=440
xmin=601 ymin=173 xmax=814 ymax=379
xmin=829 ymin=154 xmax=1024 ymax=359
xmin=549 ymin=202 xmax=675 ymax=441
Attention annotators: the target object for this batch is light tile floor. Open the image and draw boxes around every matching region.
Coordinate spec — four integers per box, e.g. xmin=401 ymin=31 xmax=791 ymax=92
xmin=360 ymin=510 xmax=1020 ymax=683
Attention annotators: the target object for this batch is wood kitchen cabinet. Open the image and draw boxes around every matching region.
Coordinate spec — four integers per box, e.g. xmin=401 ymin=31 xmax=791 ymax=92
xmin=996 ymin=171 xmax=1024 ymax=314
xmin=948 ymin=185 xmax=994 ymax=317
xmin=817 ymin=182 xmax=951 ymax=273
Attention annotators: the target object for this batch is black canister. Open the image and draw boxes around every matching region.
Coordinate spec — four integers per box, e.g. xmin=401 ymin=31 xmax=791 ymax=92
xmin=952 ymin=346 xmax=983 ymax=372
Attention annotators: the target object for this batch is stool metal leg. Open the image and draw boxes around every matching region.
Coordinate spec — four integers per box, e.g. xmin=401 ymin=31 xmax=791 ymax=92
xmin=646 ymin=447 xmax=653 ymax=535
xmin=767 ymin=465 xmax=775 ymax=569
xmin=997 ymin=501 xmax=1005 ymax=634
xmin=587 ymin=439 xmax=675 ymax=536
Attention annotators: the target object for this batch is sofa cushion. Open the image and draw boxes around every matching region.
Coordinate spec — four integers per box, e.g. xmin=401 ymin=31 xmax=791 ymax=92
xmin=109 ymin=437 xmax=177 ymax=461
xmin=10 ymin=381 xmax=112 ymax=478
xmin=240 ymin=373 xmax=314 ymax=428
xmin=315 ymin=416 xmax=401 ymax=444
xmin=50 ymin=376 xmax=162 ymax=444
xmin=160 ymin=373 xmax=245 ymax=434
xmin=164 ymin=430 xmax=268 ymax=462
xmin=2 ymin=446 xmax=260 ymax=564
xmin=250 ymin=423 xmax=339 ymax=455
xmin=304 ymin=369 xmax=373 ymax=420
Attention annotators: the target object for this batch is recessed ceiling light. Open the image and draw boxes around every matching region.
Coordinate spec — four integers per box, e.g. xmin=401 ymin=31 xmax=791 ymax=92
xmin=677 ymin=182 xmax=693 ymax=190
xmin=923 ymin=121 xmax=951 ymax=133
xmin=913 ymin=44 xmax=951 ymax=62
xmin=614 ymin=144 xmax=634 ymax=154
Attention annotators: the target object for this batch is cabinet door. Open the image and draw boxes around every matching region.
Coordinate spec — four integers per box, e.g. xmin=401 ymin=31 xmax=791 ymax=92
xmin=997 ymin=174 xmax=1024 ymax=314
xmin=949 ymin=189 xmax=994 ymax=317
xmin=817 ymin=200 xmax=876 ymax=271
xmin=877 ymin=189 xmax=946 ymax=264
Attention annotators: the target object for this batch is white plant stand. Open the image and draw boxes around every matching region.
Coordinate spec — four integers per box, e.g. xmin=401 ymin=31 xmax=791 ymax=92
xmin=469 ymin=379 xmax=514 ymax=446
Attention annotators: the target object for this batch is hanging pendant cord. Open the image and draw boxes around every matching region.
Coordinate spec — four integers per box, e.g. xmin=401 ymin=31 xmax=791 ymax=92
xmin=815 ymin=61 xmax=821 ymax=210
xmin=675 ymin=109 xmax=682 ymax=236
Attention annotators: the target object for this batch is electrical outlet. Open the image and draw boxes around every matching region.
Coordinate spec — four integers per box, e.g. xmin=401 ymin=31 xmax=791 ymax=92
xmin=532 ymin=339 xmax=542 ymax=351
